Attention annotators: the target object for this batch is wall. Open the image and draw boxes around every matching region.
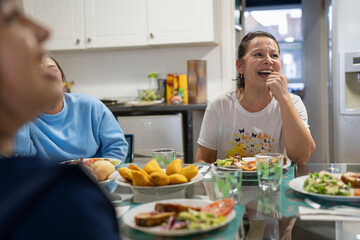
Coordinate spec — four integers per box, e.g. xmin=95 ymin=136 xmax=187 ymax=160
xmin=52 ymin=1 xmax=236 ymax=101
xmin=301 ymin=0 xmax=330 ymax=163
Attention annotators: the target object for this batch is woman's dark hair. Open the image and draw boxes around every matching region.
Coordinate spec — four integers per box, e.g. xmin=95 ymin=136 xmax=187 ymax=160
xmin=50 ymin=56 xmax=66 ymax=83
xmin=236 ymin=31 xmax=280 ymax=90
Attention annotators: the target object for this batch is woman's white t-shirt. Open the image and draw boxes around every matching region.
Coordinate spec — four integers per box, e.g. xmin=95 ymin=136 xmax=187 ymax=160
xmin=197 ymin=91 xmax=309 ymax=159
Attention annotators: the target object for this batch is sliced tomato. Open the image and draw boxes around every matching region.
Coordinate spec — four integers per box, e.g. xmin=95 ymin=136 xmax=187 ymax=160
xmin=83 ymin=158 xmax=101 ymax=166
xmin=201 ymin=199 xmax=235 ymax=217
xmin=354 ymin=188 xmax=360 ymax=196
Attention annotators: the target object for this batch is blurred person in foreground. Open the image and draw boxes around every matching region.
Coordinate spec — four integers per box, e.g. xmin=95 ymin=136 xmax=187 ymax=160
xmin=196 ymin=31 xmax=315 ymax=164
xmin=0 ymin=0 xmax=121 ymax=239
xmin=14 ymin=55 xmax=128 ymax=163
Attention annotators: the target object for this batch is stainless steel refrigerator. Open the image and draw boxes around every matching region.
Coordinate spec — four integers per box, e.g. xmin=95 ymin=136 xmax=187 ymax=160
xmin=331 ymin=0 xmax=360 ymax=163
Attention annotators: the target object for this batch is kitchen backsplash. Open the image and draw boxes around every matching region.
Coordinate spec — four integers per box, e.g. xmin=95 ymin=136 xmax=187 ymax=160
xmin=52 ymin=44 xmax=235 ymax=101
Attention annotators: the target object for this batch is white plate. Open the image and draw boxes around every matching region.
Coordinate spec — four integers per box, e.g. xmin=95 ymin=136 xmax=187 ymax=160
xmin=214 ymin=157 xmax=291 ymax=176
xmin=115 ymin=169 xmax=203 ymax=195
xmin=122 ymin=199 xmax=236 ymax=237
xmin=288 ymin=175 xmax=360 ymax=202
xmin=127 ymin=100 xmax=163 ymax=107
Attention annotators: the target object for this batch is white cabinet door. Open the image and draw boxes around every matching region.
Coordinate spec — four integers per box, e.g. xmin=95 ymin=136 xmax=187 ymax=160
xmin=23 ymin=0 xmax=85 ymax=50
xmin=84 ymin=0 xmax=148 ymax=48
xmin=147 ymin=0 xmax=216 ymax=45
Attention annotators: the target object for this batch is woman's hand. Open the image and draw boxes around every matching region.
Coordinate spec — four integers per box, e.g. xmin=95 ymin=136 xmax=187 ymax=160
xmin=265 ymin=72 xmax=290 ymax=103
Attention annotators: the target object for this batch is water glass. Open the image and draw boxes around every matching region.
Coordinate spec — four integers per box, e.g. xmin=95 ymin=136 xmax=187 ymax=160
xmin=210 ymin=165 xmax=242 ymax=204
xmin=151 ymin=148 xmax=176 ymax=168
xmin=256 ymin=153 xmax=283 ymax=191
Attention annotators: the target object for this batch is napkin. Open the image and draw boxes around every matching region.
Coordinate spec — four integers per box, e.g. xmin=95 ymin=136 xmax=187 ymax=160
xmin=298 ymin=206 xmax=360 ymax=221
xmin=199 ymin=165 xmax=211 ymax=179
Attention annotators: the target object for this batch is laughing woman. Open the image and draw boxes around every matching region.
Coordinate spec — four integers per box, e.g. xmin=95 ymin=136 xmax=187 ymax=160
xmin=196 ymin=31 xmax=315 ymax=164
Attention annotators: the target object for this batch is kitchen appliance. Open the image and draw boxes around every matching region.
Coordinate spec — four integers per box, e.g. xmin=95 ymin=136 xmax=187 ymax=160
xmin=338 ymin=52 xmax=360 ymax=114
xmin=331 ymin=0 xmax=360 ymax=163
xmin=117 ymin=114 xmax=184 ymax=163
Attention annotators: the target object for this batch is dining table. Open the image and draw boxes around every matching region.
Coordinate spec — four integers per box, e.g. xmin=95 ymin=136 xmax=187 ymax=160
xmin=103 ymin=162 xmax=360 ymax=240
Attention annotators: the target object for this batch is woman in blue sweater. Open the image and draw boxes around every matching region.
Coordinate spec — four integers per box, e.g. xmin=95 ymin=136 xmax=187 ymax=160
xmin=14 ymin=56 xmax=128 ymax=163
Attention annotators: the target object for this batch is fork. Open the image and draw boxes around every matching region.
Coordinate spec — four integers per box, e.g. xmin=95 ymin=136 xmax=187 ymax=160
xmin=197 ymin=165 xmax=211 ymax=176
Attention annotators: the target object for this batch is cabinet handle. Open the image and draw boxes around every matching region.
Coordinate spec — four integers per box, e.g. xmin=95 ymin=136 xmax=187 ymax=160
xmin=150 ymin=33 xmax=154 ymax=38
xmin=87 ymin=37 xmax=92 ymax=43
xmin=76 ymin=39 xmax=80 ymax=45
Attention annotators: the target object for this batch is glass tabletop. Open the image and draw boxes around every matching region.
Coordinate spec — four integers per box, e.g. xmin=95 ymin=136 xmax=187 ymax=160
xmin=103 ymin=162 xmax=360 ymax=240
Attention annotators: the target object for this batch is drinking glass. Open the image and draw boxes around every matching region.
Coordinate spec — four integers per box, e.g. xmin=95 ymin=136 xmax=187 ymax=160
xmin=210 ymin=165 xmax=242 ymax=204
xmin=151 ymin=148 xmax=176 ymax=168
xmin=256 ymin=153 xmax=284 ymax=191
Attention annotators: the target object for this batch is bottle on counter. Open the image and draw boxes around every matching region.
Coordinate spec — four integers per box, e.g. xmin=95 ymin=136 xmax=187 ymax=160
xmin=178 ymin=74 xmax=188 ymax=104
xmin=148 ymin=71 xmax=158 ymax=90
xmin=166 ymin=73 xmax=177 ymax=104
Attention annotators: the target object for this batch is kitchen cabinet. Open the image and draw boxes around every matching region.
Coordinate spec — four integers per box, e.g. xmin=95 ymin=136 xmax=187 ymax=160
xmin=147 ymin=0 xmax=217 ymax=45
xmin=23 ymin=0 xmax=217 ymax=51
xmin=23 ymin=0 xmax=85 ymax=50
xmin=23 ymin=0 xmax=148 ymax=50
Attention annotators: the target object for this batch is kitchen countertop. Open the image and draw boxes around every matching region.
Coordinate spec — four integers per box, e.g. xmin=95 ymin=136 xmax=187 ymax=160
xmin=106 ymin=103 xmax=207 ymax=113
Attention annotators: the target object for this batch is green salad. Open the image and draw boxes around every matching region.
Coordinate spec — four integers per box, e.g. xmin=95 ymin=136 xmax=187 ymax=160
xmin=178 ymin=209 xmax=226 ymax=230
xmin=303 ymin=171 xmax=351 ymax=196
xmin=215 ymin=158 xmax=233 ymax=167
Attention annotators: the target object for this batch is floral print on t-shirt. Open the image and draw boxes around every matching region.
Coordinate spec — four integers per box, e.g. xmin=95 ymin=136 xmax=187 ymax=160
xmin=226 ymin=128 xmax=275 ymax=158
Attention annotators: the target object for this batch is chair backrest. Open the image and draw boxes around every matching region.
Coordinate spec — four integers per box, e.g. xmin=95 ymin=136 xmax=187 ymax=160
xmin=124 ymin=134 xmax=134 ymax=163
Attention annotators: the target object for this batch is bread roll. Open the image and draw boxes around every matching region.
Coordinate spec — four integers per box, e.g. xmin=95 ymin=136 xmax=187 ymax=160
xmin=341 ymin=172 xmax=360 ymax=188
xmin=94 ymin=161 xmax=115 ymax=181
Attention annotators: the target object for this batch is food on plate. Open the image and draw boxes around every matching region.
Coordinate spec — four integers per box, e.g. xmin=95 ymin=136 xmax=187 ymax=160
xmin=135 ymin=212 xmax=176 ymax=227
xmin=129 ymin=164 xmax=149 ymax=177
xmin=83 ymin=157 xmax=119 ymax=167
xmin=83 ymin=160 xmax=115 ymax=182
xmin=215 ymin=156 xmax=257 ymax=171
xmin=134 ymin=199 xmax=233 ymax=230
xmin=155 ymin=203 xmax=201 ymax=214
xmin=341 ymin=172 xmax=360 ymax=188
xmin=139 ymin=89 xmax=162 ymax=102
xmin=144 ymin=159 xmax=163 ymax=174
xmin=303 ymin=171 xmax=351 ymax=196
xmin=215 ymin=153 xmax=288 ymax=172
xmin=149 ymin=171 xmax=170 ymax=186
xmin=168 ymin=174 xmax=188 ymax=184
xmin=166 ymin=159 xmax=182 ymax=175
xmin=93 ymin=161 xmax=115 ymax=181
xmin=118 ymin=167 xmax=134 ymax=184
xmin=118 ymin=159 xmax=199 ymax=187
xmin=132 ymin=170 xmax=151 ymax=186
xmin=236 ymin=160 xmax=257 ymax=171
xmin=354 ymin=188 xmax=360 ymax=196
xmin=201 ymin=199 xmax=235 ymax=217
xmin=179 ymin=165 xmax=199 ymax=181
